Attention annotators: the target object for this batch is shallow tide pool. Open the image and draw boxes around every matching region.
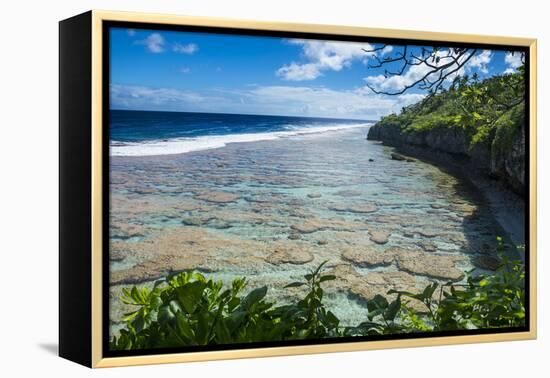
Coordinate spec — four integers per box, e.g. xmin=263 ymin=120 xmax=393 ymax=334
xmin=108 ymin=127 xmax=509 ymax=333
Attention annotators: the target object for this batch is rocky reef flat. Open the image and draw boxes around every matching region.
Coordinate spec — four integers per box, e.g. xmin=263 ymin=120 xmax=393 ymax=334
xmin=109 ymin=127 xmax=515 ymax=334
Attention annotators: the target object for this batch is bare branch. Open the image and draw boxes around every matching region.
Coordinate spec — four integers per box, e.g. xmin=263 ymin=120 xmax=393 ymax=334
xmin=364 ymin=46 xmax=479 ymax=96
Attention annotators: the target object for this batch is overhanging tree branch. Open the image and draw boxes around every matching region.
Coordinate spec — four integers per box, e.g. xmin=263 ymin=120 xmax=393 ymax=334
xmin=363 ymin=46 xmax=479 ymax=96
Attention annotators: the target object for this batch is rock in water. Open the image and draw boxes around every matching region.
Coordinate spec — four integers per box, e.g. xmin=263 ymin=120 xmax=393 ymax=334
xmin=194 ymin=190 xmax=240 ymax=203
xmin=329 ymin=203 xmax=378 ymax=214
xmin=472 ymin=255 xmax=501 ymax=271
xmin=391 ymin=152 xmax=415 ymax=162
xmin=266 ymin=246 xmax=313 ymax=265
xmin=342 ymin=248 xmax=395 ymax=267
xmin=369 ymin=229 xmax=391 ymax=244
xmin=391 ymin=152 xmax=407 ymax=161
xmin=417 ymin=241 xmax=437 ymax=252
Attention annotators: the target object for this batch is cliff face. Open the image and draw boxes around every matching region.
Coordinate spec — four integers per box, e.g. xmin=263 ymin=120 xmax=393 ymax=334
xmin=367 ymin=123 xmax=525 ymax=195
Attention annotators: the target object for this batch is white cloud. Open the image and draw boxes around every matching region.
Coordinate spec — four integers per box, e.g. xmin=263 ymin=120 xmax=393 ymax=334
xmin=276 ymin=63 xmax=321 ymax=81
xmin=364 ymin=49 xmax=485 ymax=93
xmin=467 ymin=50 xmax=492 ymax=74
xmin=126 ymin=29 xmax=136 ymax=37
xmin=380 ymin=45 xmax=393 ymax=55
xmin=504 ymin=52 xmax=523 ymax=73
xmin=179 ymin=67 xmax=191 ymax=74
xmin=110 ymin=84 xmax=207 ymax=110
xmin=277 ymin=39 xmax=373 ymax=81
xmin=136 ymin=33 xmax=165 ymax=53
xmin=230 ymin=85 xmax=424 ymax=119
xmin=173 ymin=43 xmax=198 ymax=54
xmin=111 ymin=82 xmax=426 ymax=120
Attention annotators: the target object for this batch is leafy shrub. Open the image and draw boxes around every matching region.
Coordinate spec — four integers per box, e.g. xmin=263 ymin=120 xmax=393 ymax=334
xmin=375 ymin=68 xmax=525 ymax=149
xmin=111 ymin=243 xmax=525 ymax=350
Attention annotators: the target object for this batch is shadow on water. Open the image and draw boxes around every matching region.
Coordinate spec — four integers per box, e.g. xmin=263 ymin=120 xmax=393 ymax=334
xmin=394 ymin=145 xmax=522 ymax=266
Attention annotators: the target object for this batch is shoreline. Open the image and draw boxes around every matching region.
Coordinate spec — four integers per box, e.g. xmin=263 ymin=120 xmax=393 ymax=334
xmin=377 ymin=142 xmax=525 ymax=248
xmin=111 ymin=123 xmax=372 ymax=157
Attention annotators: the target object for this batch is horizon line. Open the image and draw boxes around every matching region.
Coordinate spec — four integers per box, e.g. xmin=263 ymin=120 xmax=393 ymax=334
xmin=109 ymin=107 xmax=379 ymax=122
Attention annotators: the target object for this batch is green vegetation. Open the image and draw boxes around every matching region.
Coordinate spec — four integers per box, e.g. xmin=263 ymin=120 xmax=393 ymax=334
xmin=376 ymin=68 xmax=525 ymax=152
xmin=111 ymin=240 xmax=525 ymax=350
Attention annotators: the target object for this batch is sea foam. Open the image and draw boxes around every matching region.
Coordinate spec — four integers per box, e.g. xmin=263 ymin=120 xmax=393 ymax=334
xmin=110 ymin=123 xmax=371 ymax=157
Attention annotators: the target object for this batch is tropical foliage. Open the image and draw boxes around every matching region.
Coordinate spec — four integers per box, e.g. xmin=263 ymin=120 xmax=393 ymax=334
xmin=376 ymin=68 xmax=525 ymax=152
xmin=111 ymin=241 xmax=525 ymax=350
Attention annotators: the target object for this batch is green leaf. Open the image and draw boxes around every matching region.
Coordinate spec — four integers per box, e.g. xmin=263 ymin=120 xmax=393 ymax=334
xmin=284 ymin=282 xmax=306 ymax=288
xmin=175 ymin=313 xmax=195 ymax=342
xmin=176 ymin=281 xmax=206 ymax=314
xmin=319 ymin=275 xmax=336 ymax=283
xmin=385 ymin=295 xmax=401 ymax=321
xmin=242 ymin=286 xmax=268 ymax=310
xmin=311 ymin=260 xmax=329 ymax=277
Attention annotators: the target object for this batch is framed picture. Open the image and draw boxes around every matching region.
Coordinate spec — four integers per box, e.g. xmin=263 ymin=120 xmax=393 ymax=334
xmin=59 ymin=10 xmax=537 ymax=368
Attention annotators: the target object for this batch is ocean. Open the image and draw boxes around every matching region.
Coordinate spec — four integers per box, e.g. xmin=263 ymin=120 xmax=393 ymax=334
xmin=110 ymin=110 xmax=373 ymax=156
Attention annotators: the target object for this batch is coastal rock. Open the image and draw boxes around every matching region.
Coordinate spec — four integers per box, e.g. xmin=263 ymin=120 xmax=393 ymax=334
xmin=108 ymin=227 xmax=268 ymax=285
xmin=416 ymin=229 xmax=440 ymax=238
xmin=110 ymin=222 xmax=146 ymax=239
xmin=287 ymin=233 xmax=302 ymax=240
xmin=391 ymin=152 xmax=407 ymax=161
xmin=450 ymin=202 xmax=478 ymax=216
xmin=490 ymin=120 xmax=525 ymax=195
xmin=307 ymin=193 xmax=322 ymax=198
xmin=367 ymin=120 xmax=525 ymax=195
xmin=194 ymin=190 xmax=240 ymax=203
xmin=181 ymin=216 xmax=211 ymax=226
xmin=110 ymin=248 xmax=126 ymax=262
xmin=341 ymin=248 xmax=395 ymax=267
xmin=394 ymin=249 xmax=466 ymax=281
xmin=369 ymin=229 xmax=391 ymax=244
xmin=266 ymin=247 xmax=313 ymax=265
xmin=291 ymin=220 xmax=326 ymax=234
xmin=373 ymin=214 xmax=404 ymax=224
xmin=329 ymin=203 xmax=378 ymax=214
xmin=134 ymin=187 xmax=156 ymax=194
xmin=391 ymin=153 xmax=415 ymax=162
xmin=472 ymin=255 xmax=501 ymax=271
xmin=417 ymin=241 xmax=437 ymax=252
xmin=111 ymin=254 xmax=207 ymax=285
xmin=325 ymin=265 xmax=425 ymax=311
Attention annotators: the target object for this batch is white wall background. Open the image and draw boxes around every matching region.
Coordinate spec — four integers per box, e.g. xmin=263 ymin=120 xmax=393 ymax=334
xmin=0 ymin=0 xmax=547 ymax=376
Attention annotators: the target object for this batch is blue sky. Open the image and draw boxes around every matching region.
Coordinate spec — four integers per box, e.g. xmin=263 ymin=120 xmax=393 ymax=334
xmin=110 ymin=27 xmax=523 ymax=120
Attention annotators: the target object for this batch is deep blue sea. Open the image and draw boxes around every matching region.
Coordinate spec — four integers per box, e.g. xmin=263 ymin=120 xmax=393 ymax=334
xmin=110 ymin=110 xmax=372 ymax=156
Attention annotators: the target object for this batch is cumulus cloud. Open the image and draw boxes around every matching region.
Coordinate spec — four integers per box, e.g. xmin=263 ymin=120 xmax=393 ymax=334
xmin=467 ymin=50 xmax=492 ymax=74
xmin=277 ymin=39 xmax=373 ymax=81
xmin=276 ymin=63 xmax=321 ymax=81
xmin=173 ymin=43 xmax=198 ymax=54
xmin=504 ymin=52 xmax=524 ymax=74
xmin=136 ymin=33 xmax=165 ymax=53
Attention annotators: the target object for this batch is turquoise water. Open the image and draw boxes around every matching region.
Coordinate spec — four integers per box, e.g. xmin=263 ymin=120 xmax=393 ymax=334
xmin=109 ymin=126 xmax=508 ymax=331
